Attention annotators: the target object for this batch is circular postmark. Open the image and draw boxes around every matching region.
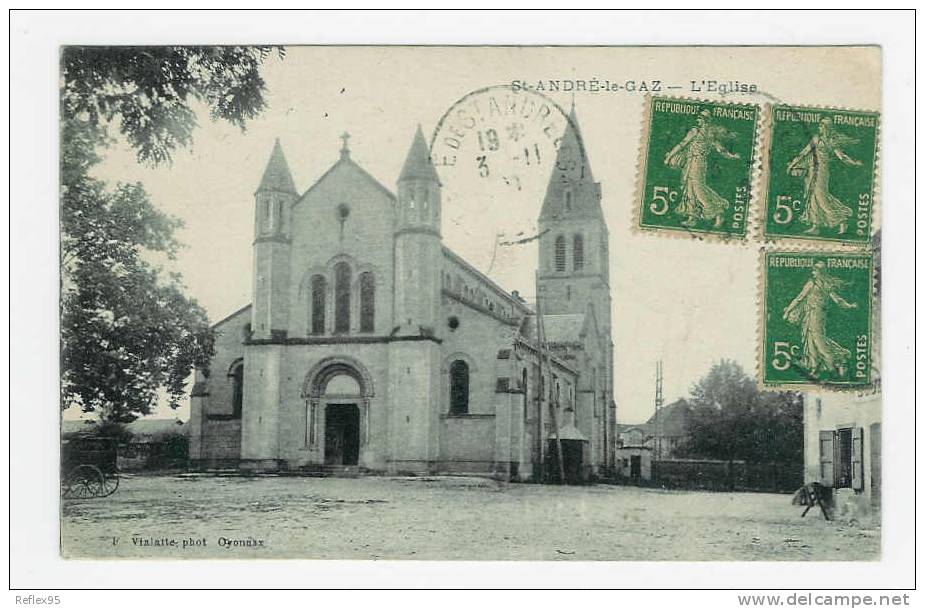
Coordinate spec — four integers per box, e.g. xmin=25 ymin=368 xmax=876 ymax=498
xmin=430 ymin=84 xmax=587 ymax=295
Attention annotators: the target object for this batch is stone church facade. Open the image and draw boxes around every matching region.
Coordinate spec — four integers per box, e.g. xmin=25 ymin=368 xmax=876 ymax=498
xmin=189 ymin=110 xmax=616 ymax=479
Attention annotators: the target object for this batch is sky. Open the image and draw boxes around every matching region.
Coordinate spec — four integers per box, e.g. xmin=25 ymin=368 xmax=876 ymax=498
xmin=81 ymin=46 xmax=880 ymax=424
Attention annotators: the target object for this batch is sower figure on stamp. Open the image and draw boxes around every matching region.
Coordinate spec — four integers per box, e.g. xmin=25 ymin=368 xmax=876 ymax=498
xmin=786 ymin=117 xmax=863 ymax=236
xmin=783 ymin=261 xmax=858 ymax=379
xmin=663 ymin=109 xmax=740 ymax=228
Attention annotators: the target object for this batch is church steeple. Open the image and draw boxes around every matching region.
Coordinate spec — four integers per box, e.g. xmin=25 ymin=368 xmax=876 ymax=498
xmin=388 ymin=125 xmax=446 ymax=468
xmin=536 ymin=106 xmax=611 ymax=323
xmin=393 ymin=125 xmax=442 ymax=334
xmin=399 ymin=126 xmax=441 ymax=184
xmin=251 ymin=138 xmax=297 ymax=339
xmin=539 ymin=108 xmax=602 ymax=221
xmin=395 ymin=125 xmax=441 ymax=235
xmin=257 ymin=138 xmax=298 ymax=195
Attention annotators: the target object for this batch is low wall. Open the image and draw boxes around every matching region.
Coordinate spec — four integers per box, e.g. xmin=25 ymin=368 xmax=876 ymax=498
xmin=201 ymin=419 xmax=242 ymax=462
xmin=648 ymin=459 xmax=803 ymax=493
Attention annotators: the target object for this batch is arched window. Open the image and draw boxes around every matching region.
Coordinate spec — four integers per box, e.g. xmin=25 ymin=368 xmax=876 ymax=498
xmin=359 ymin=272 xmax=375 ymax=333
xmin=573 ymin=234 xmax=584 ymax=270
xmin=310 ymin=275 xmax=326 ymax=335
xmin=449 ymin=360 xmax=470 ymax=415
xmin=230 ymin=360 xmax=244 ymax=419
xmin=334 ymin=262 xmax=351 ymax=333
xmin=554 ymin=235 xmax=566 ymax=272
xmin=564 ymin=189 xmax=573 ymax=211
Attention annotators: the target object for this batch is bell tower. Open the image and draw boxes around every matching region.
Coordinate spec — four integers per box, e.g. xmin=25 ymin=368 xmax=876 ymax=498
xmin=536 ymin=106 xmax=616 ymax=471
xmin=240 ymin=138 xmax=298 ymax=471
xmin=393 ymin=125 xmax=442 ymax=335
xmin=252 ymin=138 xmax=297 ymax=340
xmin=536 ymin=107 xmax=611 ymax=332
xmin=388 ymin=125 xmax=444 ymax=472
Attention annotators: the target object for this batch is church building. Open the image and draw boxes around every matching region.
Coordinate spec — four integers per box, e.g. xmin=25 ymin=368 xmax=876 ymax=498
xmin=188 ymin=109 xmax=616 ymax=480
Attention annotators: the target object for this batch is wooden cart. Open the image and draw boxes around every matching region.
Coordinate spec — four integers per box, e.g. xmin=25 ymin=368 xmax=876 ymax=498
xmin=61 ymin=436 xmax=120 ymax=498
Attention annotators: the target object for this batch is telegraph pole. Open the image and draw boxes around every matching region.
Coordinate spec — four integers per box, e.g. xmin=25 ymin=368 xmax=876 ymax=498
xmin=655 ymin=360 xmax=664 ymax=458
xmin=654 ymin=361 xmax=664 ymax=480
xmin=535 ymin=273 xmax=565 ymax=484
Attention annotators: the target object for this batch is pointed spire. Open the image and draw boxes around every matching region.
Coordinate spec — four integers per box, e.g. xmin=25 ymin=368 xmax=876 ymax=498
xmin=257 ymin=138 xmax=298 ymax=194
xmin=539 ymin=107 xmax=600 ymax=221
xmin=398 ymin=125 xmax=440 ymax=183
xmin=558 ymin=106 xmax=594 ymax=183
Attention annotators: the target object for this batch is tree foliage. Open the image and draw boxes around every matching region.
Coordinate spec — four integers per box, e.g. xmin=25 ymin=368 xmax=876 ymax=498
xmin=61 ymin=46 xmax=283 ymax=165
xmin=679 ymin=360 xmax=803 ymax=464
xmin=60 ymin=46 xmax=281 ymax=423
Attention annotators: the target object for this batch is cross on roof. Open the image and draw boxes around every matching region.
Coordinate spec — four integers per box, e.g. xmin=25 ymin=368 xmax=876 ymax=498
xmin=340 ymin=131 xmax=351 ymax=157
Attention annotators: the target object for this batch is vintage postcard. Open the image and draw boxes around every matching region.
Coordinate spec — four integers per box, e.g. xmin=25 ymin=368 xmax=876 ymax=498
xmin=57 ymin=45 xmax=882 ymax=561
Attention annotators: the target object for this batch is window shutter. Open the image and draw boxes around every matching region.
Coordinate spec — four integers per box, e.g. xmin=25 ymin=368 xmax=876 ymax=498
xmin=851 ymin=427 xmax=864 ymax=491
xmin=819 ymin=430 xmax=835 ymax=486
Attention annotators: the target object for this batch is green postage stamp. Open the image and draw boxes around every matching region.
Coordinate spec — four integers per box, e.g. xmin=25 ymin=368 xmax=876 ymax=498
xmin=637 ymin=96 xmax=759 ymax=239
xmin=763 ymin=105 xmax=879 ymax=244
xmin=761 ymin=250 xmax=873 ymax=389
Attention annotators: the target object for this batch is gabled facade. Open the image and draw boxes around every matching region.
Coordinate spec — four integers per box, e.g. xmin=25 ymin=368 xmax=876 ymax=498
xmin=189 ymin=111 xmax=616 ymax=479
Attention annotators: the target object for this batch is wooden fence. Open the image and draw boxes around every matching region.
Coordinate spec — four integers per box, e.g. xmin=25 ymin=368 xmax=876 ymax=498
xmin=640 ymin=458 xmax=803 ymax=493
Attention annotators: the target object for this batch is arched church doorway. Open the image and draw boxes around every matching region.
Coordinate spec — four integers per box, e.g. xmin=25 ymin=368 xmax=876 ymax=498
xmin=302 ymin=357 xmax=374 ymax=468
xmin=321 ymin=374 xmax=362 ymax=466
xmin=324 ymin=403 xmax=360 ymax=465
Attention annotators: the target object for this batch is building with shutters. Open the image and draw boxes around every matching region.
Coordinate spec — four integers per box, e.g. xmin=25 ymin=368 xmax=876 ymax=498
xmin=188 ymin=109 xmax=616 ymax=479
xmin=802 ymin=391 xmax=881 ymax=516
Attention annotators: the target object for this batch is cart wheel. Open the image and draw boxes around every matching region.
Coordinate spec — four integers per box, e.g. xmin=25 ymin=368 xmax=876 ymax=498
xmin=67 ymin=465 xmax=104 ymax=499
xmin=99 ymin=472 xmax=120 ymax=497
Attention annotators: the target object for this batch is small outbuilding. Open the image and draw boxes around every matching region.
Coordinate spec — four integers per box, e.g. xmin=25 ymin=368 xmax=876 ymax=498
xmin=546 ymin=423 xmax=590 ymax=483
xmin=616 ymin=445 xmax=652 ymax=482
